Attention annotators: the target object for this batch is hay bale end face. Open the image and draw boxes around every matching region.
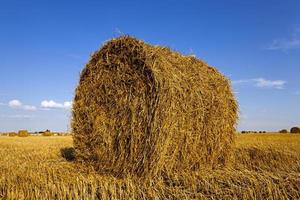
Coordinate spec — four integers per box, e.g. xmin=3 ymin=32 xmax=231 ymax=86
xmin=72 ymin=36 xmax=238 ymax=177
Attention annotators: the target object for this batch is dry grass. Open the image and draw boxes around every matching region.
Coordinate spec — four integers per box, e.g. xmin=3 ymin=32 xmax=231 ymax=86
xmin=0 ymin=133 xmax=299 ymax=199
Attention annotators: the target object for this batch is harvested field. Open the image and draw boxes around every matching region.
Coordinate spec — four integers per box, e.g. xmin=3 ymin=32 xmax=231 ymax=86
xmin=0 ymin=134 xmax=299 ymax=200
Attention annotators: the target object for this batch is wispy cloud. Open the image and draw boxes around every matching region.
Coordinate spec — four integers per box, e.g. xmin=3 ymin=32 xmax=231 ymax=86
xmin=233 ymin=78 xmax=286 ymax=89
xmin=267 ymin=38 xmax=300 ymax=51
xmin=232 ymin=79 xmax=251 ymax=84
xmin=253 ymin=78 xmax=286 ymax=89
xmin=8 ymin=99 xmax=37 ymax=111
xmin=0 ymin=114 xmax=34 ymax=119
xmin=23 ymin=105 xmax=37 ymax=111
xmin=8 ymin=114 xmax=34 ymax=119
xmin=293 ymin=91 xmax=300 ymax=95
xmin=267 ymin=27 xmax=300 ymax=51
xmin=41 ymin=100 xmax=72 ymax=109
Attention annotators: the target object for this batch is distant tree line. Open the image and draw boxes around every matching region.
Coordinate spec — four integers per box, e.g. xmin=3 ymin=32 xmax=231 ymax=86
xmin=0 ymin=129 xmax=71 ymax=136
xmin=240 ymin=131 xmax=267 ymax=134
xmin=240 ymin=126 xmax=300 ymax=134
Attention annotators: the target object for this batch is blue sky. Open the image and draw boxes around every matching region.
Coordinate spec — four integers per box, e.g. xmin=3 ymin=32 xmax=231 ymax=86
xmin=0 ymin=0 xmax=300 ymax=132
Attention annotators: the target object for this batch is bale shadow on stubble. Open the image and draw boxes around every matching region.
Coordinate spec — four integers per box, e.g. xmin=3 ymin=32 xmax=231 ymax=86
xmin=60 ymin=147 xmax=76 ymax=161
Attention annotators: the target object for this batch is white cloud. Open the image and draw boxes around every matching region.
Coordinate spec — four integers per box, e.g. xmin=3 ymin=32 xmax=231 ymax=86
xmin=9 ymin=99 xmax=22 ymax=108
xmin=63 ymin=101 xmax=73 ymax=109
xmin=8 ymin=99 xmax=37 ymax=111
xmin=253 ymin=78 xmax=286 ymax=89
xmin=267 ymin=27 xmax=300 ymax=51
xmin=41 ymin=100 xmax=63 ymax=108
xmin=232 ymin=78 xmax=286 ymax=89
xmin=5 ymin=99 xmax=71 ymax=111
xmin=41 ymin=100 xmax=72 ymax=109
xmin=23 ymin=105 xmax=37 ymax=111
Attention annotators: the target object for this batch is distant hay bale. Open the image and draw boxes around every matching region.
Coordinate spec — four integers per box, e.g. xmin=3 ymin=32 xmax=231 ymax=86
xmin=290 ymin=127 xmax=300 ymax=134
xmin=18 ymin=130 xmax=29 ymax=137
xmin=8 ymin=132 xmax=17 ymax=137
xmin=279 ymin=129 xmax=288 ymax=133
xmin=72 ymin=36 xmax=238 ymax=177
xmin=42 ymin=131 xmax=54 ymax=136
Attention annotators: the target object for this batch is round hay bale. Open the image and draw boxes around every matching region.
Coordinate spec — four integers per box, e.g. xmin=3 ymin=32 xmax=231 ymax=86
xmin=18 ymin=130 xmax=29 ymax=137
xmin=279 ymin=129 xmax=288 ymax=133
xmin=290 ymin=127 xmax=300 ymax=133
xmin=8 ymin=132 xmax=17 ymax=137
xmin=41 ymin=130 xmax=54 ymax=136
xmin=72 ymin=36 xmax=238 ymax=177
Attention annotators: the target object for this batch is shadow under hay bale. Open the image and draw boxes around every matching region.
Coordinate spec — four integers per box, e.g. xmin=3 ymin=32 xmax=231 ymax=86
xmin=72 ymin=36 xmax=238 ymax=178
xmin=60 ymin=147 xmax=76 ymax=161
